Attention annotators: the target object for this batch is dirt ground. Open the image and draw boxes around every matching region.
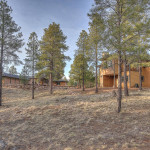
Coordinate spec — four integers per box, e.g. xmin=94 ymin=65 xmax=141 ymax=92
xmin=0 ymin=87 xmax=150 ymax=150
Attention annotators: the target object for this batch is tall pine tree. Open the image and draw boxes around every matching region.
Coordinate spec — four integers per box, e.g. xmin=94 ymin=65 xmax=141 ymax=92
xmin=75 ymin=30 xmax=89 ymax=91
xmin=0 ymin=0 xmax=24 ymax=106
xmin=25 ymin=32 xmax=39 ymax=99
xmin=69 ymin=54 xmax=92 ymax=88
xmin=88 ymin=14 xmax=105 ymax=93
xmin=37 ymin=22 xmax=70 ymax=94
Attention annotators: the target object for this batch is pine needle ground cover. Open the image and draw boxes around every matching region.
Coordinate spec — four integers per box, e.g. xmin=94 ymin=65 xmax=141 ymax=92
xmin=0 ymin=88 xmax=150 ymax=150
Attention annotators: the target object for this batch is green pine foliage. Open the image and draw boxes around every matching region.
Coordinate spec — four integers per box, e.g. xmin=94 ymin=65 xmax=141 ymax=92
xmin=37 ymin=22 xmax=70 ymax=94
xmin=8 ymin=66 xmax=17 ymax=75
xmin=69 ymin=54 xmax=94 ymax=88
xmin=0 ymin=0 xmax=24 ymax=106
xmin=25 ymin=32 xmax=39 ymax=74
xmin=75 ymin=30 xmax=89 ymax=91
xmin=88 ymin=14 xmax=105 ymax=92
xmin=25 ymin=32 xmax=39 ymax=99
xmin=19 ymin=65 xmax=29 ymax=86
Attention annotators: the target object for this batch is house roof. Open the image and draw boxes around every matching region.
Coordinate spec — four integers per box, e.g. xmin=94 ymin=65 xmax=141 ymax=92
xmin=2 ymin=73 xmax=20 ymax=79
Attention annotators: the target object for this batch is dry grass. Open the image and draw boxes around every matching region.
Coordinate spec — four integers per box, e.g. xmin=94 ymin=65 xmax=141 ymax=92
xmin=0 ymin=87 xmax=150 ymax=150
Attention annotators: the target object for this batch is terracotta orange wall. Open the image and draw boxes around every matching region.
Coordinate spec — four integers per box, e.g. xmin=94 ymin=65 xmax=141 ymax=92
xmin=112 ymin=76 xmax=118 ymax=88
xmin=100 ymin=65 xmax=150 ymax=88
xmin=101 ymin=71 xmax=139 ymax=88
xmin=100 ymin=75 xmax=103 ymax=87
xmin=121 ymin=70 xmax=149 ymax=88
xmin=121 ymin=71 xmax=140 ymax=88
xmin=130 ymin=71 xmax=139 ymax=88
xmin=53 ymin=81 xmax=67 ymax=86
xmin=103 ymin=76 xmax=113 ymax=87
xmin=100 ymin=60 xmax=119 ymax=76
xmin=142 ymin=67 xmax=150 ymax=87
xmin=121 ymin=71 xmax=131 ymax=88
xmin=2 ymin=77 xmax=20 ymax=85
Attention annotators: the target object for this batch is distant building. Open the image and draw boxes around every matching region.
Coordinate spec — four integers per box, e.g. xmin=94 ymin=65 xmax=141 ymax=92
xmin=2 ymin=73 xmax=68 ymax=87
xmin=39 ymin=77 xmax=68 ymax=86
xmin=2 ymin=73 xmax=20 ymax=85
xmin=2 ymin=73 xmax=37 ymax=86
xmin=53 ymin=79 xmax=68 ymax=86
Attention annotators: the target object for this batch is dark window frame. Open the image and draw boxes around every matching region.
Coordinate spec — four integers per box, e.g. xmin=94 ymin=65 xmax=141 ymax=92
xmin=141 ymin=76 xmax=144 ymax=82
xmin=122 ymin=76 xmax=128 ymax=82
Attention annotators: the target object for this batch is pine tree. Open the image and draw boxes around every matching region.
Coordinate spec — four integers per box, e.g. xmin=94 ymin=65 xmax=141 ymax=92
xmin=25 ymin=32 xmax=39 ymax=99
xmin=75 ymin=30 xmax=89 ymax=91
xmin=88 ymin=14 xmax=105 ymax=93
xmin=9 ymin=65 xmax=17 ymax=75
xmin=69 ymin=54 xmax=90 ymax=88
xmin=0 ymin=0 xmax=24 ymax=106
xmin=37 ymin=22 xmax=70 ymax=94
xmin=53 ymin=59 xmax=66 ymax=80
xmin=20 ymin=65 xmax=29 ymax=86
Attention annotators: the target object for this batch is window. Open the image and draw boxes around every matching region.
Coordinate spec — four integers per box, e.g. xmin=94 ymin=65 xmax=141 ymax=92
xmin=57 ymin=82 xmax=60 ymax=85
xmin=103 ymin=62 xmax=108 ymax=69
xmin=107 ymin=61 xmax=112 ymax=68
xmin=141 ymin=76 xmax=144 ymax=82
xmin=126 ymin=76 xmax=128 ymax=82
xmin=122 ymin=76 xmax=128 ymax=82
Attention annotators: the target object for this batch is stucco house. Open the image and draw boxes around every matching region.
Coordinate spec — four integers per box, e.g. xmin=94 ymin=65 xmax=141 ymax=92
xmin=99 ymin=60 xmax=150 ymax=88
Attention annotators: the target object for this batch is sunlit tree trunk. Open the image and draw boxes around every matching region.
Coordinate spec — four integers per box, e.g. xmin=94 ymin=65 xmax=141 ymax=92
xmin=95 ymin=44 xmax=98 ymax=93
xmin=113 ymin=60 xmax=116 ymax=88
xmin=0 ymin=7 xmax=4 ymax=106
xmin=129 ymin=64 xmax=131 ymax=88
xmin=117 ymin=54 xmax=122 ymax=113
xmin=124 ymin=59 xmax=129 ymax=96
xmin=139 ymin=65 xmax=142 ymax=91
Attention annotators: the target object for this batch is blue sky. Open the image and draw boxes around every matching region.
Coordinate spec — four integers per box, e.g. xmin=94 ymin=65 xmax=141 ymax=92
xmin=7 ymin=0 xmax=94 ymax=78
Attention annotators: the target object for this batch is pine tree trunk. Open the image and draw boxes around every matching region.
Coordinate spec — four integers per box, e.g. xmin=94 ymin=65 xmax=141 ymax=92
xmin=129 ymin=64 xmax=131 ymax=88
xmin=82 ymin=72 xmax=85 ymax=91
xmin=78 ymin=80 xmax=79 ymax=88
xmin=0 ymin=53 xmax=3 ymax=106
xmin=49 ymin=60 xmax=53 ymax=94
xmin=0 ymin=62 xmax=2 ymax=106
xmin=32 ymin=78 xmax=34 ymax=99
xmin=139 ymin=65 xmax=142 ymax=91
xmin=99 ymin=69 xmax=100 ymax=87
xmin=0 ymin=8 xmax=4 ymax=106
xmin=82 ymin=42 xmax=85 ymax=92
xmin=95 ymin=45 xmax=98 ymax=93
xmin=113 ymin=60 xmax=116 ymax=88
xmin=117 ymin=54 xmax=122 ymax=113
xmin=124 ymin=60 xmax=129 ymax=96
xmin=78 ymin=80 xmax=81 ymax=89
xmin=95 ymin=65 xmax=98 ymax=93
xmin=32 ymin=47 xmax=35 ymax=99
xmin=49 ymin=72 xmax=53 ymax=94
xmin=117 ymin=1 xmax=122 ymax=113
